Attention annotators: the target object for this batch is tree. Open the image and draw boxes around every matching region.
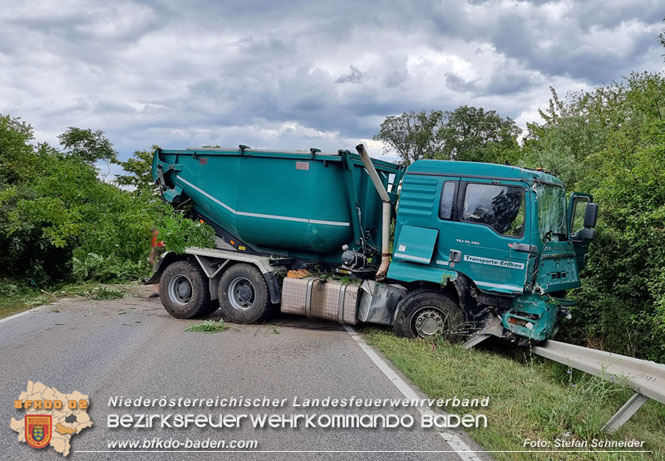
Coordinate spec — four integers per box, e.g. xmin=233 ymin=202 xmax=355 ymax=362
xmin=374 ymin=107 xmax=521 ymax=165
xmin=523 ymin=72 xmax=665 ymax=361
xmin=659 ymin=16 xmax=665 ymax=58
xmin=1 ymin=119 xmax=213 ymax=283
xmin=438 ymin=106 xmax=521 ymax=164
xmin=58 ymin=127 xmax=117 ymax=164
xmin=114 ymin=146 xmax=159 ymax=196
xmin=374 ymin=110 xmax=446 ymax=165
xmin=520 ymin=87 xmax=615 ymax=190
xmin=0 ymin=115 xmax=37 ymax=185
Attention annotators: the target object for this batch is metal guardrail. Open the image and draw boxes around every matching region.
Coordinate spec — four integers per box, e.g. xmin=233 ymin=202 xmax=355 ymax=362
xmin=532 ymin=340 xmax=665 ymax=432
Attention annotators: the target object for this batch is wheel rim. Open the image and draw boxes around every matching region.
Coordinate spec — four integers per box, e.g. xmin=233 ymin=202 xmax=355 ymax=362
xmin=228 ymin=277 xmax=255 ymax=311
xmin=412 ymin=307 xmax=447 ymax=337
xmin=168 ymin=274 xmax=193 ymax=305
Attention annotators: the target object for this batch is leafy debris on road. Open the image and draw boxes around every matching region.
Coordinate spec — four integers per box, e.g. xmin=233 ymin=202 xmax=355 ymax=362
xmin=84 ymin=286 xmax=126 ymax=300
xmin=185 ymin=319 xmax=228 ymax=334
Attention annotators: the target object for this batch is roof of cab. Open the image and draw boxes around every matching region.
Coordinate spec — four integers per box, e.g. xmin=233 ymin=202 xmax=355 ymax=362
xmin=406 ymin=159 xmax=563 ymax=187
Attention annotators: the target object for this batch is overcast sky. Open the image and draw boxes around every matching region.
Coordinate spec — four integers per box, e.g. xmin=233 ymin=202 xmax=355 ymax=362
xmin=1 ymin=0 xmax=663 ymax=164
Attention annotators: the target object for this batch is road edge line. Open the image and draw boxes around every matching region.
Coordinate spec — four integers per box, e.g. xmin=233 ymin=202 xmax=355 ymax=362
xmin=0 ymin=305 xmax=48 ymax=324
xmin=343 ymin=325 xmax=482 ymax=461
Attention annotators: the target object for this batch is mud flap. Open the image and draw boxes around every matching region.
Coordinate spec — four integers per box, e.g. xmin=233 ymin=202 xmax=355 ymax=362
xmin=263 ymin=272 xmax=282 ymax=304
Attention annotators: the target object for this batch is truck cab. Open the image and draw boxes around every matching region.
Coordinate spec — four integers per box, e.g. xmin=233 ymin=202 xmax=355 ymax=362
xmin=388 ymin=160 xmax=598 ymax=342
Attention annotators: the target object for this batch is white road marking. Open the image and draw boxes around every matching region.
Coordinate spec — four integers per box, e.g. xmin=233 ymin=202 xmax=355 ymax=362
xmin=0 ymin=305 xmax=48 ymax=324
xmin=344 ymin=325 xmax=482 ymax=461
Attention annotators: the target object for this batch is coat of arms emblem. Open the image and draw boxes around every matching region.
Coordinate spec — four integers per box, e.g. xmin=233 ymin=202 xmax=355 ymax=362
xmin=25 ymin=415 xmax=52 ymax=449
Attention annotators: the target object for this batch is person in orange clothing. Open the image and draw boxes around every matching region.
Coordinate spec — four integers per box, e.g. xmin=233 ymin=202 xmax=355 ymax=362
xmin=149 ymin=227 xmax=165 ymax=298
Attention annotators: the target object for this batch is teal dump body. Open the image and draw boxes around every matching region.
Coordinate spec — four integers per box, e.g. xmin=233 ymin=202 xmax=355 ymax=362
xmin=153 ymin=147 xmax=403 ymax=263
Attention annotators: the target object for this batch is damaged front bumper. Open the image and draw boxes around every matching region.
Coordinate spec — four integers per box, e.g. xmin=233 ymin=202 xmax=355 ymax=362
xmin=500 ymin=294 xmax=574 ymax=342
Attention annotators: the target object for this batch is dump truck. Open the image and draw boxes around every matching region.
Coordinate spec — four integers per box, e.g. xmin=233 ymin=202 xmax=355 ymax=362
xmin=148 ymin=144 xmax=598 ymax=344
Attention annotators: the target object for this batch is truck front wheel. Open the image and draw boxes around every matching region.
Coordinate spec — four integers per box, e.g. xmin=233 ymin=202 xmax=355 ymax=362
xmin=218 ymin=263 xmax=271 ymax=323
xmin=160 ymin=260 xmax=212 ymax=319
xmin=393 ymin=290 xmax=465 ymax=342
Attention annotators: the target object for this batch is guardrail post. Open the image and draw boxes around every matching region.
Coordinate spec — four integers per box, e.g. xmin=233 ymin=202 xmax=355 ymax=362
xmin=532 ymin=339 xmax=665 ymax=432
xmin=601 ymin=392 xmax=648 ymax=433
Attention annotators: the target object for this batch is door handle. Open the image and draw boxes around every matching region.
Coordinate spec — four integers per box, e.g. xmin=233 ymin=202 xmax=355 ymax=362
xmin=449 ymin=250 xmax=462 ymax=263
xmin=508 ymin=243 xmax=537 ymax=253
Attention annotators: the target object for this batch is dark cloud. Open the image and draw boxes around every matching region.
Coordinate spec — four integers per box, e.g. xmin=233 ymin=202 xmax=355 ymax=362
xmin=427 ymin=0 xmax=663 ymax=84
xmin=0 ymin=0 xmax=662 ymax=161
xmin=336 ymin=66 xmax=366 ymax=84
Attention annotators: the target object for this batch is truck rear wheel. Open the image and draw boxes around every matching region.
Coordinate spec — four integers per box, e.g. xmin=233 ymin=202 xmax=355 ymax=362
xmin=218 ymin=263 xmax=271 ymax=323
xmin=393 ymin=289 xmax=465 ymax=342
xmin=160 ymin=260 xmax=212 ymax=319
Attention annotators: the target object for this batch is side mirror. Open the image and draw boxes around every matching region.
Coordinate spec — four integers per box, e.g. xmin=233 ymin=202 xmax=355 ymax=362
xmin=579 ymin=228 xmax=596 ymax=241
xmin=584 ymin=203 xmax=598 ymax=228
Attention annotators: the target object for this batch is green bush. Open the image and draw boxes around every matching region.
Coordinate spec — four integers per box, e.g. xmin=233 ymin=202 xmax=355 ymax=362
xmin=523 ymin=72 xmax=665 ymax=362
xmin=0 ymin=115 xmax=214 ymax=286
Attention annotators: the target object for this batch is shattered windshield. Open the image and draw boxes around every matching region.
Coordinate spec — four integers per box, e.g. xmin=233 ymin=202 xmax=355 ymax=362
xmin=535 ymin=184 xmax=567 ymax=241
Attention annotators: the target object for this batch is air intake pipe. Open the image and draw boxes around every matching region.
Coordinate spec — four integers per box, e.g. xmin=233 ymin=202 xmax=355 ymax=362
xmin=355 ymin=144 xmax=391 ymax=281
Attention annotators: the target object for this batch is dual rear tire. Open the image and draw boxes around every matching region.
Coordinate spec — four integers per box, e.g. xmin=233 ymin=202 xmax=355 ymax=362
xmin=217 ymin=263 xmax=272 ymax=323
xmin=160 ymin=261 xmax=218 ymax=319
xmin=159 ymin=261 xmax=271 ymax=322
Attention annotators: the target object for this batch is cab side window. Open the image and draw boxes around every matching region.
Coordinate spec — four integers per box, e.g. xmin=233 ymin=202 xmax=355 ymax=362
xmin=439 ymin=181 xmax=456 ymax=220
xmin=461 ymin=183 xmax=525 ymax=237
xmin=570 ymin=196 xmax=589 ymax=239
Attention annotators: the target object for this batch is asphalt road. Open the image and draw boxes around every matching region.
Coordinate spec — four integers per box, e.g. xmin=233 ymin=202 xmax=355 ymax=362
xmin=1 ymin=291 xmax=489 ymax=460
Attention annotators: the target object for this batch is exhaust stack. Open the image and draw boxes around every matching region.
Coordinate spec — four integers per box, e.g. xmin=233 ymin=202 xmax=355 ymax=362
xmin=355 ymin=144 xmax=392 ymax=281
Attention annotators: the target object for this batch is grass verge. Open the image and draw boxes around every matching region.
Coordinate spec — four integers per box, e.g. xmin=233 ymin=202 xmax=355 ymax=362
xmin=0 ymin=279 xmax=133 ymax=318
xmin=362 ymin=327 xmax=665 ymax=461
